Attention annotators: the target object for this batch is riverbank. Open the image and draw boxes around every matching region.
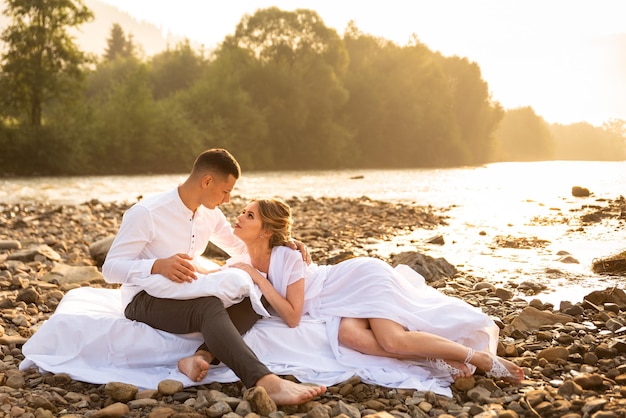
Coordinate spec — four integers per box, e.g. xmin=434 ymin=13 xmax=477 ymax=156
xmin=1 ymin=196 xmax=625 ymax=417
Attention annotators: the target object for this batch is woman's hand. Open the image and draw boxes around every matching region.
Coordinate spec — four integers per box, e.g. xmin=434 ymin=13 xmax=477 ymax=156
xmin=229 ymin=262 xmax=264 ymax=284
xmin=229 ymin=261 xmax=305 ymax=328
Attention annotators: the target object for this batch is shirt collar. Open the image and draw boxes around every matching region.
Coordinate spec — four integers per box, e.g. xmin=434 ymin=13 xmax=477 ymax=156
xmin=171 ymin=188 xmax=195 ymax=219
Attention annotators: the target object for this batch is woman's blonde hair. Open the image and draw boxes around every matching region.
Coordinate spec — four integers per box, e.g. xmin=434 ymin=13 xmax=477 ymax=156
xmin=254 ymin=198 xmax=293 ymax=248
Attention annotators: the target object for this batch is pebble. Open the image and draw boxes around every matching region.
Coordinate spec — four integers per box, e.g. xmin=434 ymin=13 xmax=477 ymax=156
xmin=0 ymin=197 xmax=625 ymax=417
xmin=158 ymin=379 xmax=184 ymax=395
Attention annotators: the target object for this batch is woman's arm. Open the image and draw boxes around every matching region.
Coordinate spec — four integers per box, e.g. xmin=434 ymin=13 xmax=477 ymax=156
xmin=229 ymin=262 xmax=304 ymax=327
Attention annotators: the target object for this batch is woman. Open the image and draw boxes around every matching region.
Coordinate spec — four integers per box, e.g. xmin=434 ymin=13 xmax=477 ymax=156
xmin=226 ymin=198 xmax=525 ymax=383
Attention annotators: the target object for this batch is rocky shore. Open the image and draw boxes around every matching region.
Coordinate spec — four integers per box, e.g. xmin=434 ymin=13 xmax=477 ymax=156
xmin=0 ymin=195 xmax=625 ymax=418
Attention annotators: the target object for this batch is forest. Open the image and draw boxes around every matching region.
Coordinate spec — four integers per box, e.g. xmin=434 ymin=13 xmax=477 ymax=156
xmin=1 ymin=0 xmax=624 ymax=175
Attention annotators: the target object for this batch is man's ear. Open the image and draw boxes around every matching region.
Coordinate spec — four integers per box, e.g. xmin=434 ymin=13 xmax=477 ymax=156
xmin=201 ymin=174 xmax=213 ymax=188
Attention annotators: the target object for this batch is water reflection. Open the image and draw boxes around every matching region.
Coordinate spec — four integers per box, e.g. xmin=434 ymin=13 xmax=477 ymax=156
xmin=2 ymin=161 xmax=624 ymax=305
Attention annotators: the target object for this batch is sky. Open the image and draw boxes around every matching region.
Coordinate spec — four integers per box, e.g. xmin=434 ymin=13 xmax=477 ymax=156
xmin=99 ymin=0 xmax=626 ymax=127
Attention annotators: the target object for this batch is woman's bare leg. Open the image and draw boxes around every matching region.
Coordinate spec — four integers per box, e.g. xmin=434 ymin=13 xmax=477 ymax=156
xmin=339 ymin=318 xmax=470 ymax=377
xmin=339 ymin=318 xmax=420 ymax=359
xmin=339 ymin=318 xmax=524 ymax=382
xmin=340 ymin=318 xmax=466 ymax=358
xmin=367 ymin=318 xmax=474 ymax=359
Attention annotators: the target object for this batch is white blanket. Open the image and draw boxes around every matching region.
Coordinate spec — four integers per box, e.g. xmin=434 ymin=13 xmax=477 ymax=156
xmin=20 ymin=287 xmax=455 ymax=396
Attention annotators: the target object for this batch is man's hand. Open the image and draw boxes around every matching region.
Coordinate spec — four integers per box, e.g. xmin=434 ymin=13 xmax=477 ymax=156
xmin=289 ymin=239 xmax=311 ymax=265
xmin=152 ymin=253 xmax=197 ymax=283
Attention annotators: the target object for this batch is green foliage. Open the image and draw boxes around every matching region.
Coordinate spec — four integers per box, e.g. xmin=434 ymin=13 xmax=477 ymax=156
xmin=83 ymin=56 xmax=205 ymax=174
xmin=224 ymin=7 xmax=351 ymax=169
xmin=173 ymin=44 xmax=269 ymax=169
xmin=104 ymin=23 xmax=135 ymax=61
xmin=551 ymin=120 xmax=626 ymax=161
xmin=493 ymin=107 xmax=554 ymax=161
xmin=341 ymin=27 xmax=465 ymax=168
xmin=0 ymin=0 xmax=93 ymax=127
xmin=1 ymin=5 xmax=613 ymax=176
xmin=0 ymin=124 xmax=20 ymax=174
xmin=92 ymin=61 xmax=165 ymax=173
xmin=149 ymin=39 xmax=205 ymax=100
xmin=603 ymin=118 xmax=626 ymax=142
xmin=437 ymin=54 xmax=504 ymax=164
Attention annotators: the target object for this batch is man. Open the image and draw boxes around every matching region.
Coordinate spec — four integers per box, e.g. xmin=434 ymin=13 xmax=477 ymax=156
xmin=102 ymin=148 xmax=325 ymax=405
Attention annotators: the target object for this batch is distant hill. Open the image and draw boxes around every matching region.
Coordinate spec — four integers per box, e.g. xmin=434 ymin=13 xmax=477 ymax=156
xmin=0 ymin=0 xmax=194 ymax=58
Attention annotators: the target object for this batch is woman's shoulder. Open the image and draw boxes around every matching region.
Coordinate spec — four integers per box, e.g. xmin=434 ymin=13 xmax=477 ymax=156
xmin=272 ymin=245 xmax=301 ymax=259
xmin=271 ymin=246 xmax=305 ymax=268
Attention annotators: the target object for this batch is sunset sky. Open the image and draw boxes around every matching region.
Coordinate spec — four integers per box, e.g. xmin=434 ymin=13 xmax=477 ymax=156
xmin=99 ymin=0 xmax=626 ymax=127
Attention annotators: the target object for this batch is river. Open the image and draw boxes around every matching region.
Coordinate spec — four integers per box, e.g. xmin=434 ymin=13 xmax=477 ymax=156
xmin=2 ymin=160 xmax=625 ymax=305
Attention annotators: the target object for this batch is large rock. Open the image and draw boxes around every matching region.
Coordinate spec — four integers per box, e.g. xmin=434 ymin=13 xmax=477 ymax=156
xmin=390 ymin=251 xmax=457 ymax=282
xmin=89 ymin=235 xmax=116 ymax=267
xmin=41 ymin=263 xmax=103 ymax=285
xmin=7 ymin=244 xmax=60 ymax=262
xmin=572 ymin=186 xmax=591 ymax=197
xmin=504 ymin=306 xmax=574 ymax=334
xmin=584 ymin=287 xmax=626 ymax=309
xmin=243 ymin=386 xmax=276 ymax=415
xmin=0 ymin=240 xmax=21 ymax=250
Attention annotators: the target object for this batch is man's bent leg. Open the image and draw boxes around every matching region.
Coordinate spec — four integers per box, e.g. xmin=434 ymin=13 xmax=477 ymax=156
xmin=125 ymin=291 xmax=270 ymax=387
xmin=227 ymin=297 xmax=261 ymax=334
xmin=196 ymin=296 xmax=261 ymax=361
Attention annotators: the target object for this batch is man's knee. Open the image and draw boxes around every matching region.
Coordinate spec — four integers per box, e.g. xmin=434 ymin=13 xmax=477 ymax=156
xmin=194 ymin=295 xmax=225 ymax=312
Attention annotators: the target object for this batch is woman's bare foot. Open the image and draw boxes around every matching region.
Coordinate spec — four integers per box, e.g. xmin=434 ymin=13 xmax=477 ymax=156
xmin=445 ymin=359 xmax=472 ymax=379
xmin=429 ymin=358 xmax=472 ymax=379
xmin=473 ymin=351 xmax=525 ymax=383
xmin=178 ymin=350 xmax=213 ymax=382
xmin=256 ymin=374 xmax=326 ymax=405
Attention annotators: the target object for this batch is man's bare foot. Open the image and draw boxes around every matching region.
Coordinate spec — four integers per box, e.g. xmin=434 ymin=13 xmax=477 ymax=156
xmin=256 ymin=374 xmax=326 ymax=405
xmin=178 ymin=350 xmax=213 ymax=382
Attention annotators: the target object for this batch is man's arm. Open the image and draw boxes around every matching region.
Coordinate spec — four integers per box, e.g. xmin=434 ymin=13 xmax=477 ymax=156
xmin=103 ymin=205 xmax=203 ymax=284
xmin=102 ymin=206 xmax=159 ymax=285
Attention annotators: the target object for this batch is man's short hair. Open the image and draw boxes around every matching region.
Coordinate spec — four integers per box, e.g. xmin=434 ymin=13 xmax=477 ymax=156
xmin=192 ymin=148 xmax=241 ymax=179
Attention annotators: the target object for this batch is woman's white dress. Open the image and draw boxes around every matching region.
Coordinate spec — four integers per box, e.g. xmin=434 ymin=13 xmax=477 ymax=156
xmin=20 ymin=249 xmax=499 ymax=396
xmin=262 ymin=246 xmax=498 ymax=362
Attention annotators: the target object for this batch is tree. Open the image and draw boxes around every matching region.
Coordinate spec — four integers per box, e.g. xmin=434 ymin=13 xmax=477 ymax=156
xmin=437 ymin=55 xmax=504 ymax=164
xmin=551 ymin=120 xmax=626 ymax=161
xmin=224 ymin=7 xmax=350 ymax=168
xmin=493 ymin=107 xmax=554 ymax=161
xmin=603 ymin=118 xmax=626 ymax=141
xmin=104 ymin=23 xmax=135 ymax=61
xmin=342 ymin=26 xmax=460 ymax=168
xmin=150 ymin=39 xmax=205 ymax=100
xmin=0 ymin=0 xmax=93 ymax=127
xmin=175 ymin=45 xmax=269 ymax=168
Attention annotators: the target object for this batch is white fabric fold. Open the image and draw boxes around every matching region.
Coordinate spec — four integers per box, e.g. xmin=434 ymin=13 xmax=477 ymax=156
xmin=20 ymin=287 xmax=456 ymax=396
xmin=138 ymin=268 xmax=270 ymax=317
